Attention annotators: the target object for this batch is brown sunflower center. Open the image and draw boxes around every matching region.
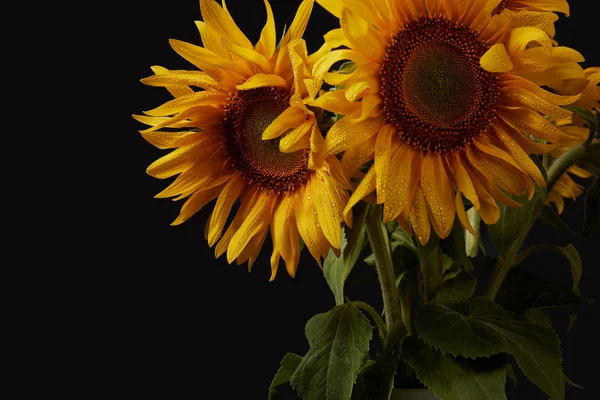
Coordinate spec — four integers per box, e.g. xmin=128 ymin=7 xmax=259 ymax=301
xmin=379 ymin=17 xmax=499 ymax=153
xmin=492 ymin=0 xmax=511 ymax=16
xmin=222 ymin=86 xmax=309 ymax=193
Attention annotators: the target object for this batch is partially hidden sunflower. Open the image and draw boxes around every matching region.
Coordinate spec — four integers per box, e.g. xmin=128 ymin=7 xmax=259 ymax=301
xmin=313 ymin=0 xmax=586 ymax=244
xmin=546 ymin=67 xmax=600 ymax=214
xmin=134 ymin=0 xmax=353 ymax=280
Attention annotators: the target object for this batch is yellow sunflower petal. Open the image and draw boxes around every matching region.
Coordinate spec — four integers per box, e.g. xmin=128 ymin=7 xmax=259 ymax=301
xmin=296 ymin=179 xmax=330 ymax=266
xmin=340 ymin=7 xmax=386 ymax=62
xmin=315 ymin=0 xmax=343 ymax=17
xmin=171 ymin=184 xmax=224 ymax=226
xmin=222 ymin=38 xmax=273 ymax=73
xmin=410 ymin=185 xmax=431 ymax=246
xmin=144 ymin=90 xmax=228 ymax=117
xmin=309 ymin=90 xmax=361 ymax=116
xmin=344 ymin=167 xmax=377 ymax=226
xmin=324 ymin=28 xmax=350 ymax=49
xmin=324 ymin=115 xmax=386 ymax=157
xmin=207 ymin=174 xmax=247 ymax=246
xmin=492 ymin=121 xmax=546 ymax=187
xmin=279 ymin=122 xmax=312 ymax=153
xmin=237 ymin=230 xmax=268 ymax=271
xmin=312 ymin=172 xmax=342 ymax=249
xmin=200 ymin=0 xmax=253 ymax=49
xmin=227 ymin=191 xmax=274 ymax=263
xmin=236 ymin=73 xmax=288 ymax=90
xmin=447 ymin=152 xmax=480 ymax=209
xmin=498 ymin=105 xmax=570 ymax=144
xmin=374 ymin=124 xmax=397 ymax=204
xmin=269 ymin=250 xmax=282 ymax=281
xmin=146 ymin=143 xmax=203 ymax=179
xmin=141 ymin=69 xmax=224 ymax=91
xmin=215 ymin=188 xmax=260 ymax=258
xmin=382 ymin=144 xmax=420 ymax=222
xmin=455 ymin=191 xmax=477 ymax=237
xmin=272 ymin=193 xmax=301 ymax=274
xmin=262 ymin=107 xmax=308 ymax=140
xmin=480 ymin=43 xmax=514 ymax=73
xmin=420 ymin=154 xmax=456 ymax=239
xmin=507 ymin=26 xmax=552 ymax=55
xmin=255 ymin=0 xmax=276 ymax=60
xmin=341 ymin=135 xmax=376 ymax=177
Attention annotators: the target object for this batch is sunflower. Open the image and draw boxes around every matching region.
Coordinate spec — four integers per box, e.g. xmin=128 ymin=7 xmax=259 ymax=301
xmin=313 ymin=0 xmax=586 ymax=244
xmin=491 ymin=0 xmax=570 ymax=16
xmin=546 ymin=67 xmax=599 ymax=213
xmin=134 ymin=0 xmax=352 ymax=280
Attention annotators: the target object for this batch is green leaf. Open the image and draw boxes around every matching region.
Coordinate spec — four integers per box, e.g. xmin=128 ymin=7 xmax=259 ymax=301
xmin=324 ymin=204 xmax=369 ymax=306
xmin=488 ymin=184 xmax=546 ymax=260
xmin=495 ymin=267 xmax=589 ymax=312
xmin=268 ymin=353 xmax=303 ymax=400
xmin=402 ymin=336 xmax=508 ymax=400
xmin=440 ymin=220 xmax=474 ymax=272
xmin=505 ymin=364 xmax=517 ymax=387
xmin=417 ymin=234 xmax=444 ymax=302
xmin=523 ymin=309 xmax=552 ymax=327
xmin=538 ymin=206 xmax=577 ymax=236
xmin=433 ymin=268 xmax=477 ymax=313
xmin=583 ymin=177 xmax=600 ymax=237
xmin=564 ymin=372 xmax=583 ymax=389
xmin=415 ymin=297 xmax=564 ymax=399
xmin=390 ymin=225 xmax=418 ymax=255
xmin=290 ymin=303 xmax=373 ymax=400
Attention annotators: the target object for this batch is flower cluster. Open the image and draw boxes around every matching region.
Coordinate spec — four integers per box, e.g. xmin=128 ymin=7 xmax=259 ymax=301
xmin=134 ymin=0 xmax=597 ymax=278
xmin=134 ymin=1 xmax=598 ymax=399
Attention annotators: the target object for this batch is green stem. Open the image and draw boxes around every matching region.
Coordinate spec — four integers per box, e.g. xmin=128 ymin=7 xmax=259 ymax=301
xmin=365 ymin=204 xmax=403 ymax=329
xmin=364 ymin=204 xmax=404 ymax=400
xmin=353 ymin=300 xmax=388 ymax=347
xmin=547 ymin=144 xmax=587 ymax=192
xmin=483 ymin=257 xmax=512 ymax=300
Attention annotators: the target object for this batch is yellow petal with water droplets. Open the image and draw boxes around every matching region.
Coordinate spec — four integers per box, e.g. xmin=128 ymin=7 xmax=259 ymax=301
xmin=215 ymin=188 xmax=260 ymax=257
xmin=208 ymin=174 xmax=247 ymax=246
xmin=492 ymin=120 xmax=546 ymax=187
xmin=455 ymin=191 xmax=477 ymax=237
xmin=498 ymin=106 xmax=571 ymax=144
xmin=169 ymin=39 xmax=251 ymax=80
xmin=344 ymin=167 xmax=376 ymax=226
xmin=222 ymin=38 xmax=273 ymax=73
xmin=499 ymin=86 xmax=572 ymax=121
xmin=237 ymin=230 xmax=268 ymax=270
xmin=309 ymin=90 xmax=361 ymax=116
xmin=311 ymin=177 xmax=342 ymax=250
xmin=280 ymin=121 xmax=312 ymax=153
xmin=341 ymin=135 xmax=376 ymax=177
xmin=341 ymin=7 xmax=385 ymax=62
xmin=296 ymin=179 xmax=330 ymax=266
xmin=447 ymin=152 xmax=480 ymax=209
xmin=481 ymin=43 xmax=514 ymax=73
xmin=281 ymin=0 xmax=314 ymax=48
xmin=236 ymin=73 xmax=288 ymax=90
xmin=200 ymin=0 xmax=253 ymax=49
xmin=324 ymin=114 xmax=385 ymax=157
xmin=227 ymin=191 xmax=274 ymax=263
xmin=508 ymin=26 xmax=552 ymax=55
xmin=420 ymin=155 xmax=455 ymax=239
xmin=272 ymin=194 xmax=301 ymax=272
xmin=144 ymin=91 xmax=227 ymax=117
xmin=382 ymin=145 xmax=420 ymax=222
xmin=171 ymin=185 xmax=224 ymax=226
xmin=463 ymin=163 xmax=501 ymax=225
xmin=262 ymin=107 xmax=307 ymax=140
xmin=141 ymin=69 xmax=224 ymax=91
xmin=374 ymin=124 xmax=396 ymax=204
xmin=410 ymin=186 xmax=431 ymax=246
xmin=138 ymin=129 xmax=202 ymax=150
xmin=147 ymin=143 xmax=203 ymax=179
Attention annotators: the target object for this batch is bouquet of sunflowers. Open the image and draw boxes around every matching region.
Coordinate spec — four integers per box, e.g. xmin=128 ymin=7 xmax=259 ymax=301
xmin=134 ymin=0 xmax=599 ymax=399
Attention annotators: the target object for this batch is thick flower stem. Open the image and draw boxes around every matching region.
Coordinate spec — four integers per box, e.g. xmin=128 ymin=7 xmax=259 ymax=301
xmin=365 ymin=204 xmax=404 ymax=400
xmin=483 ymin=257 xmax=512 ymax=300
xmin=547 ymin=144 xmax=587 ymax=192
xmin=365 ymin=204 xmax=403 ymax=329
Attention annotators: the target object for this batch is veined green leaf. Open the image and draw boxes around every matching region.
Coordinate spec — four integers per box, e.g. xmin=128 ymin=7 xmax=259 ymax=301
xmin=290 ymin=303 xmax=373 ymax=400
xmin=416 ymin=297 xmax=564 ymax=399
xmin=268 ymin=353 xmax=303 ymax=400
xmin=403 ymin=336 xmax=507 ymax=400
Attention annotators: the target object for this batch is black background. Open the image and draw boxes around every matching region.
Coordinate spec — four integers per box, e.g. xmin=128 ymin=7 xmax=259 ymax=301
xmin=124 ymin=1 xmax=599 ymax=399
